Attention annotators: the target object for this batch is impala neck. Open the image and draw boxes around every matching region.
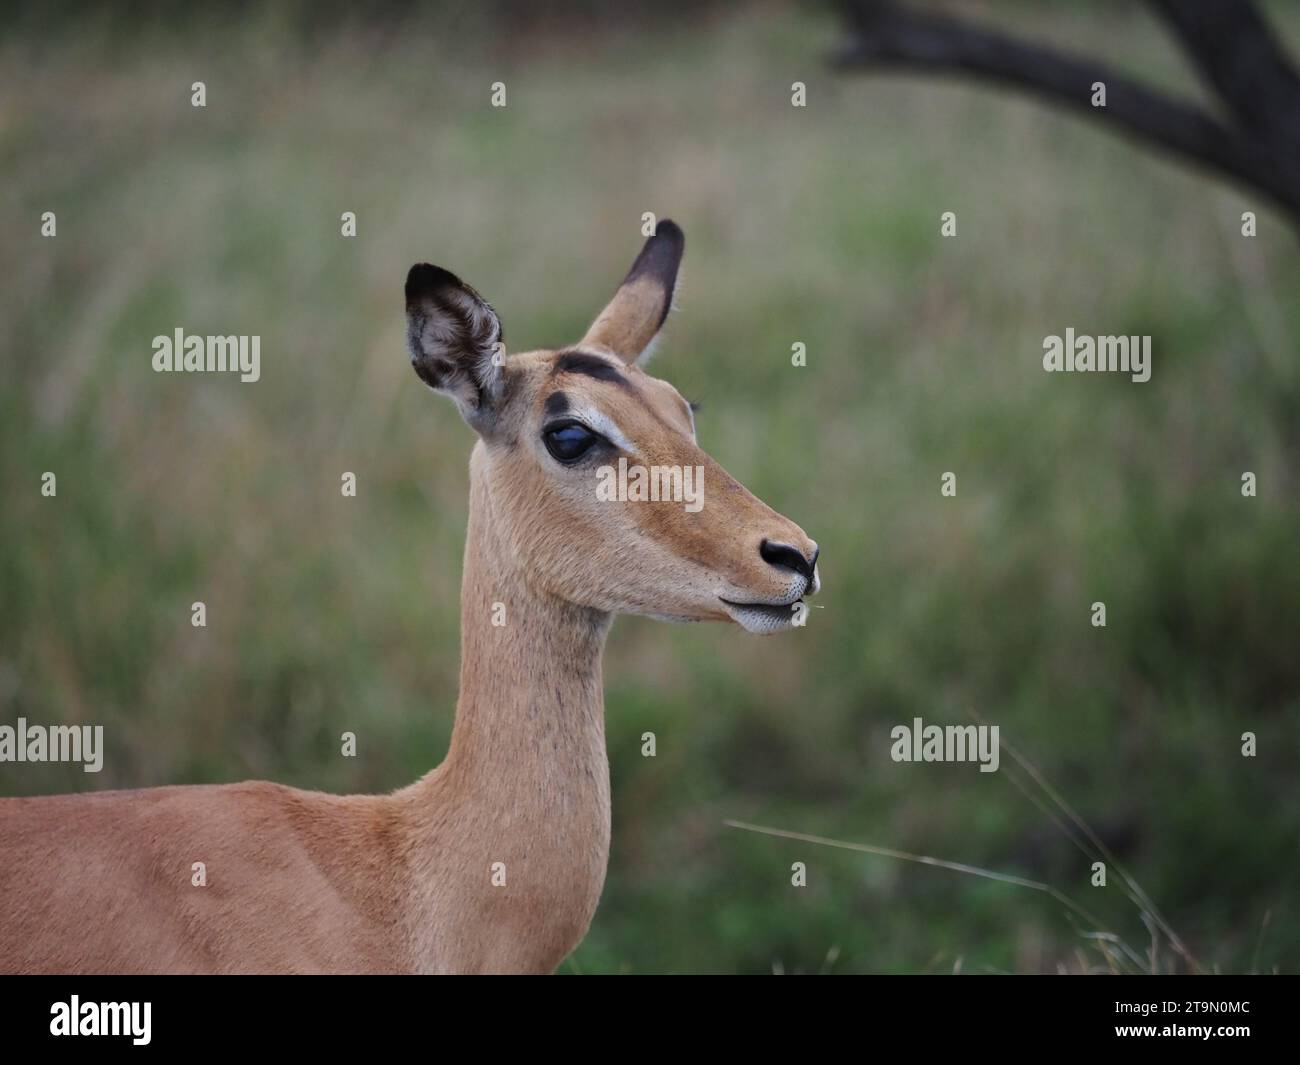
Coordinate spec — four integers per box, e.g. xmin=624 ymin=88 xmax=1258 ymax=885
xmin=442 ymin=446 xmax=613 ymax=806
xmin=396 ymin=448 xmax=615 ymax=971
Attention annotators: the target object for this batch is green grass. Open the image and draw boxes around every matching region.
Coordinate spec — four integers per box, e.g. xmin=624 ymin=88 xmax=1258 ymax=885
xmin=2 ymin=2 xmax=1298 ymax=973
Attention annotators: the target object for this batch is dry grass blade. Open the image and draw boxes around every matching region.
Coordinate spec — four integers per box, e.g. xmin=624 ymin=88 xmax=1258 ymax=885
xmin=966 ymin=708 xmax=1204 ymax=974
xmin=723 ymin=818 xmax=1117 ymax=947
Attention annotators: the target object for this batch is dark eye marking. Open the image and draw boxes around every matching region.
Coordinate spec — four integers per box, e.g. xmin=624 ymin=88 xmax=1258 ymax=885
xmin=544 ymin=390 xmax=571 ymax=416
xmin=687 ymin=399 xmax=701 ymax=413
xmin=551 ymin=351 xmax=634 ymax=390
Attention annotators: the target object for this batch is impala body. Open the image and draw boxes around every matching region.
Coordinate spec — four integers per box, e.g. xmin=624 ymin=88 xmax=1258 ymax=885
xmin=0 ymin=221 xmax=820 ymax=973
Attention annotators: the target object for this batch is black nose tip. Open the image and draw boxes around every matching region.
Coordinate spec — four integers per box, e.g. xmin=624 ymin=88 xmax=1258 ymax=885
xmin=759 ymin=539 xmax=817 ymax=583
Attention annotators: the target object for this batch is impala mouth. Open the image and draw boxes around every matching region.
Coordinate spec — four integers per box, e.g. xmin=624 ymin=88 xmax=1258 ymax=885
xmin=719 ymin=597 xmax=805 ymax=635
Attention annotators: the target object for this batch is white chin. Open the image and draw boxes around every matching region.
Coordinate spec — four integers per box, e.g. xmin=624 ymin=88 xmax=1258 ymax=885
xmin=720 ymin=601 xmax=800 ymax=635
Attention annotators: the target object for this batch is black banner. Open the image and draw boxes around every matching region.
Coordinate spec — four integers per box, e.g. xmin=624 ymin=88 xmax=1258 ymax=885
xmin=0 ymin=974 xmax=1288 ymax=1052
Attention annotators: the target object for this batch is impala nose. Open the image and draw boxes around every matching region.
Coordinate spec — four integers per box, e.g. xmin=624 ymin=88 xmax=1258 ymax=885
xmin=759 ymin=539 xmax=819 ymax=588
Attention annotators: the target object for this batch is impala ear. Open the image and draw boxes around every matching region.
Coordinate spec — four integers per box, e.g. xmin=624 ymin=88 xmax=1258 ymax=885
xmin=405 ymin=263 xmax=506 ymax=427
xmin=581 ymin=220 xmax=684 ymax=365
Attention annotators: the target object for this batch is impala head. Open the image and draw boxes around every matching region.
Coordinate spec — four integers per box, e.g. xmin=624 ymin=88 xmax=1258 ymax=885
xmin=405 ymin=220 xmax=820 ymax=633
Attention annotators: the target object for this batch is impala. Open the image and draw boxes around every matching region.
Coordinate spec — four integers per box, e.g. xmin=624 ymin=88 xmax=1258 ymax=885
xmin=0 ymin=220 xmax=820 ymax=973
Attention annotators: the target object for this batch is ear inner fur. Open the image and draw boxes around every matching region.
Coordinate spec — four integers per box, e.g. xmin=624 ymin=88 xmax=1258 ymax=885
xmin=405 ymin=263 xmax=505 ymax=420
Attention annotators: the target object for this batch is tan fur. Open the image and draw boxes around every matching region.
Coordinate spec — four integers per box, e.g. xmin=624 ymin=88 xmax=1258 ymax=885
xmin=582 ymin=276 xmax=670 ymax=359
xmin=0 ymin=224 xmax=819 ymax=973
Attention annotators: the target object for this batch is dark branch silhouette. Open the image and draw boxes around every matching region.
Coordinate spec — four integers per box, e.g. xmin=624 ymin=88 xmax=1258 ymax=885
xmin=835 ymin=0 xmax=1300 ymax=222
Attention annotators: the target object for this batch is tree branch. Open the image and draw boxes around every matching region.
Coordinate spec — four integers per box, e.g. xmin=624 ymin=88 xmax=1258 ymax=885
xmin=834 ymin=0 xmax=1300 ymax=221
xmin=1149 ymin=0 xmax=1300 ymax=143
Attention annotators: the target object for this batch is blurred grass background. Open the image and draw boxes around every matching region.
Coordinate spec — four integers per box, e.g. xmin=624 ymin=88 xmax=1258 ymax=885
xmin=2 ymin=0 xmax=1298 ymax=973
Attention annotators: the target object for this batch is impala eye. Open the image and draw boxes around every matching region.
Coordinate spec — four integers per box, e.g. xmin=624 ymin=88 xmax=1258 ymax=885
xmin=543 ymin=421 xmax=601 ymax=464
